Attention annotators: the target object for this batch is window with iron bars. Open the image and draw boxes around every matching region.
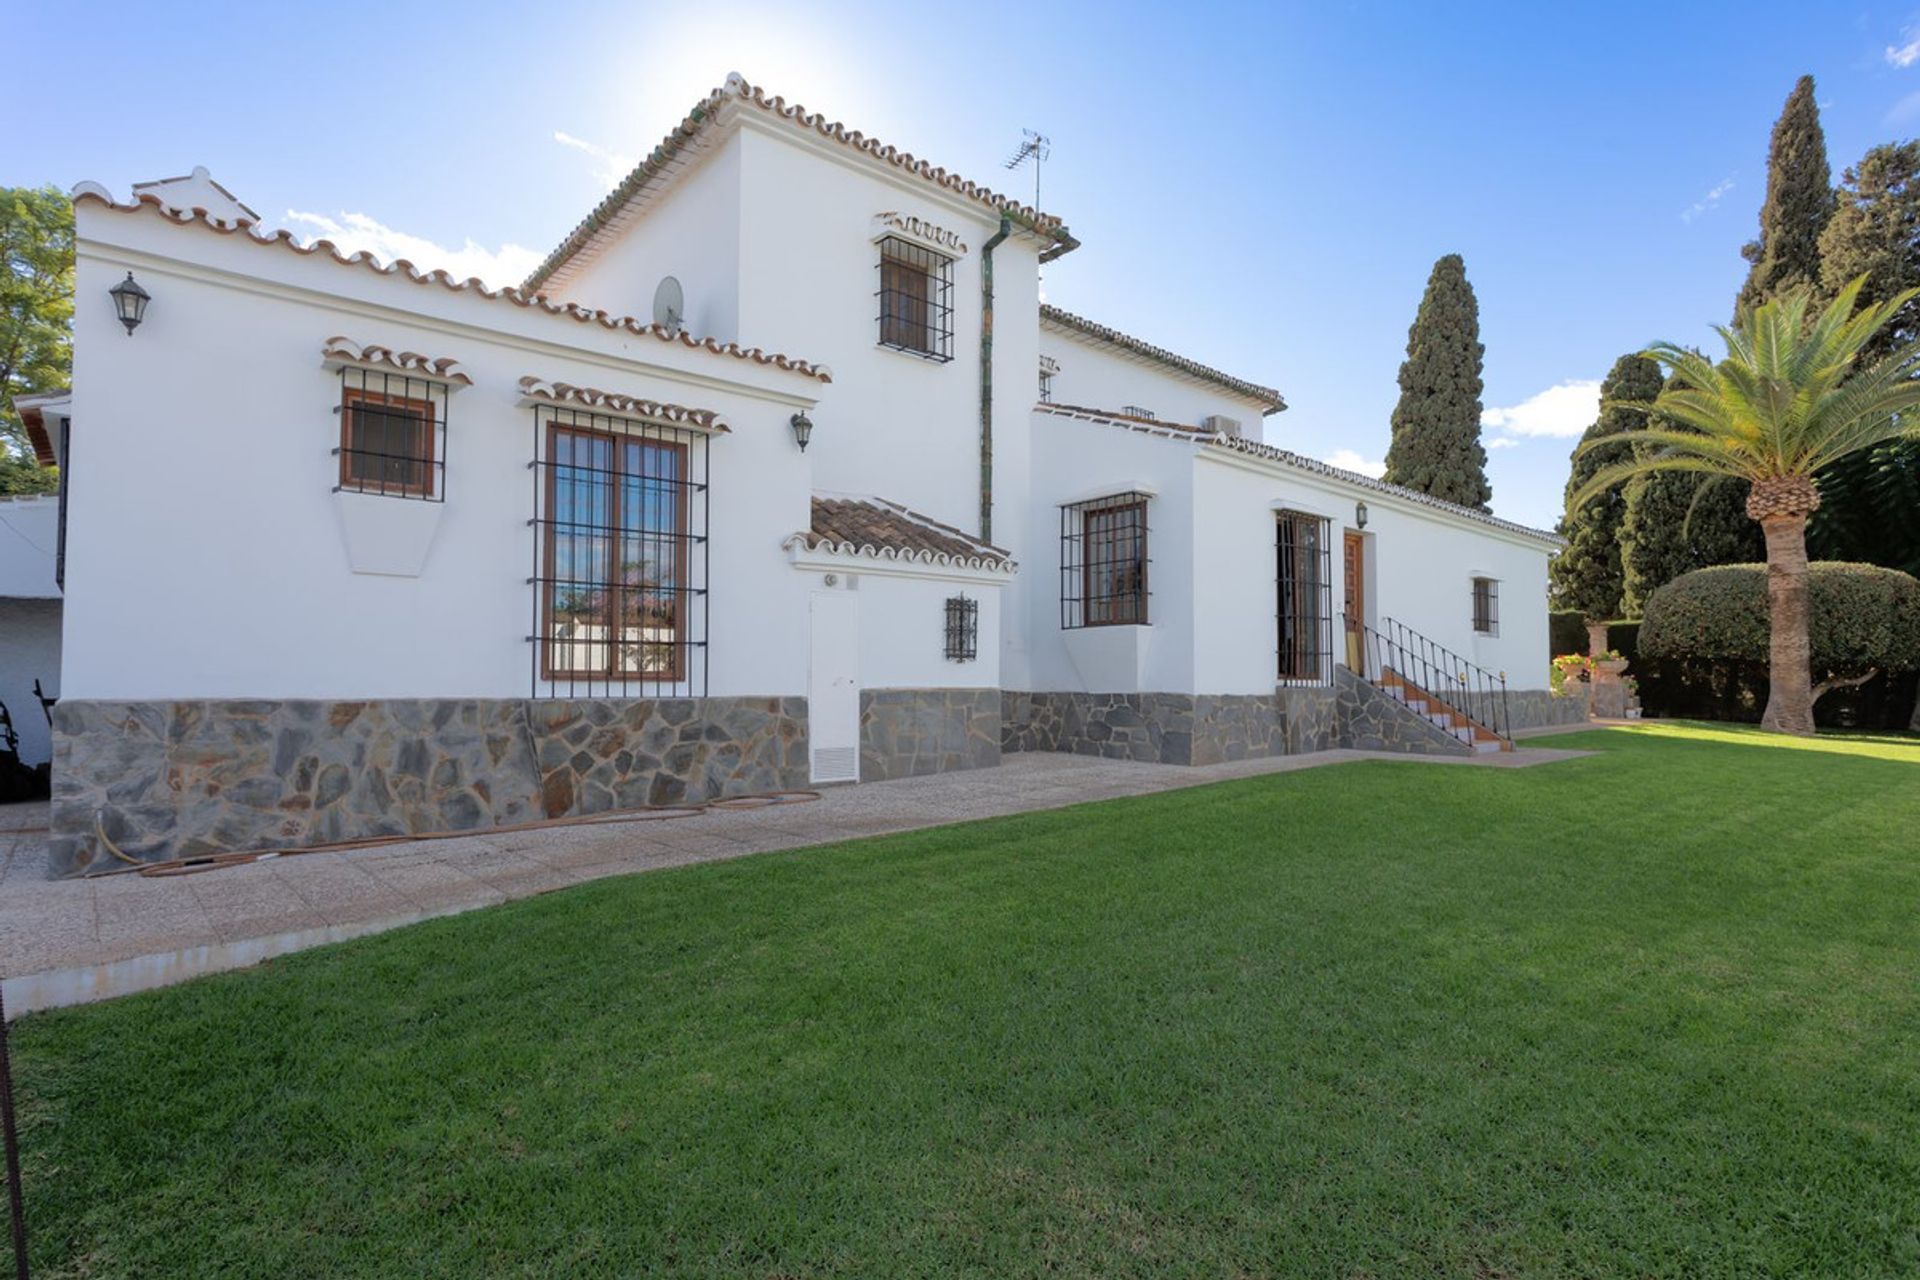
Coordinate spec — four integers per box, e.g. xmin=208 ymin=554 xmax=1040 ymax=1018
xmin=529 ymin=406 xmax=709 ymax=697
xmin=944 ymin=595 xmax=979 ymax=661
xmin=1061 ymin=492 xmax=1150 ymax=628
xmin=334 ymin=366 xmax=449 ymax=500
xmin=1038 ymin=356 xmax=1058 ymax=404
xmin=1276 ymin=510 xmax=1333 ymax=682
xmin=1472 ymin=576 xmax=1500 ymax=636
xmin=876 ymin=235 xmax=954 ymax=361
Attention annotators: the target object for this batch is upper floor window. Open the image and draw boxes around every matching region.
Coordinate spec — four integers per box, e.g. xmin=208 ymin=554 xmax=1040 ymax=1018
xmin=334 ymin=366 xmax=449 ymax=501
xmin=1472 ymin=576 xmax=1500 ymax=636
xmin=1039 ymin=355 xmax=1058 ymax=403
xmin=1061 ymin=492 xmax=1150 ymax=628
xmin=876 ymin=235 xmax=954 ymax=362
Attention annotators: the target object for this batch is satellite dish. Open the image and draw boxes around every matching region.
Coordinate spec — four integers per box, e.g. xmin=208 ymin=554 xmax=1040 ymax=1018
xmin=652 ymin=276 xmax=684 ymax=334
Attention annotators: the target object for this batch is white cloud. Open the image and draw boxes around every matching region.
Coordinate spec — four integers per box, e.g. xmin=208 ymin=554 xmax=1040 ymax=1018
xmin=554 ymin=131 xmax=637 ymax=189
xmin=1486 ymin=436 xmax=1522 ymax=449
xmin=1322 ymin=448 xmax=1387 ymax=478
xmin=1681 ymin=176 xmax=1735 ymax=223
xmin=1888 ymin=30 xmax=1920 ymax=67
xmin=1480 ymin=379 xmax=1601 ymax=442
xmin=282 ymin=210 xmax=542 ymax=292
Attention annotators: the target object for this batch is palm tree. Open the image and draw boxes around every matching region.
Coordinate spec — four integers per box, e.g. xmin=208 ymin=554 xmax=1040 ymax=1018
xmin=1574 ymin=277 xmax=1920 ymax=735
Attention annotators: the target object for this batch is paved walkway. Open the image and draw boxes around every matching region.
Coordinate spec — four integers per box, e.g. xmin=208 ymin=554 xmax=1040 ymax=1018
xmin=0 ymin=728 xmax=1596 ymax=1016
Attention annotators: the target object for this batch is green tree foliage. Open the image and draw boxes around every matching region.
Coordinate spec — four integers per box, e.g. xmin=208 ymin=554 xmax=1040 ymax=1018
xmin=1737 ymin=75 xmax=1834 ymax=315
xmin=1384 ymin=254 xmax=1491 ymax=510
xmin=1811 ymin=141 xmax=1920 ymax=576
xmin=1640 ymin=562 xmax=1920 ymax=702
xmin=1 ymin=184 xmax=72 ymax=496
xmin=1618 ymin=413 xmax=1764 ymax=616
xmin=1552 ymin=354 xmax=1660 ymax=619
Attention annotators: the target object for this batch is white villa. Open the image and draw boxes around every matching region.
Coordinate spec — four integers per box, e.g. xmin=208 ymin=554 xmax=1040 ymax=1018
xmin=39 ymin=74 xmax=1575 ymax=875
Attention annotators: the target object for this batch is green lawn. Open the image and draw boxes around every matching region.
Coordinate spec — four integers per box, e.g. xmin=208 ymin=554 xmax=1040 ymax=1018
xmin=13 ymin=723 xmax=1920 ymax=1278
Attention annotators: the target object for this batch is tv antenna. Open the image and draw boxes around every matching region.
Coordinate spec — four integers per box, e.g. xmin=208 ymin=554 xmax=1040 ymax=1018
xmin=1004 ymin=129 xmax=1051 ymax=209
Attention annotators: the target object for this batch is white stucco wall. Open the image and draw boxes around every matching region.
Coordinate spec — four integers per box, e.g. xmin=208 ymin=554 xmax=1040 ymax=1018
xmin=1192 ymin=451 xmax=1553 ymax=695
xmin=549 ymin=132 xmax=745 ymax=344
xmin=66 ymin=199 xmax=824 ymax=702
xmin=802 ymin=566 xmax=1004 ymax=691
xmin=1039 ymin=324 xmax=1275 ymax=439
xmin=0 ymin=497 xmax=61 ymax=766
xmin=0 ymin=599 xmax=60 ymax=766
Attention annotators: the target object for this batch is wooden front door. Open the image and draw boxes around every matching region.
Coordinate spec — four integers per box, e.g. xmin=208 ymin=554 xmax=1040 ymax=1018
xmin=1343 ymin=532 xmax=1365 ymax=669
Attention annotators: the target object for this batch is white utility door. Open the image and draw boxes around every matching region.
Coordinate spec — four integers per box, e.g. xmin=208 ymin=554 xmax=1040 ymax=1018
xmin=807 ymin=590 xmax=861 ymax=783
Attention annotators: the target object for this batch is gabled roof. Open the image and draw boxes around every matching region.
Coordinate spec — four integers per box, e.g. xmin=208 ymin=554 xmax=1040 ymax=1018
xmin=1040 ymin=305 xmax=1286 ymax=415
xmin=72 ymin=188 xmax=832 ymax=384
xmin=790 ymin=496 xmax=1015 ymax=573
xmin=522 ymin=73 xmax=1080 ymax=296
xmin=1033 ymin=403 xmax=1560 ymax=546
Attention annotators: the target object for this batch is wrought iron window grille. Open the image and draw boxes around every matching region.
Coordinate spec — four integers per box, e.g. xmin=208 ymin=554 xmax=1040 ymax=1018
xmin=876 ymin=235 xmax=955 ymax=362
xmin=527 ymin=405 xmax=710 ymax=698
xmin=1060 ymin=492 xmax=1151 ymax=629
xmin=1276 ymin=510 xmax=1334 ymax=683
xmin=332 ymin=366 xmax=450 ymax=501
xmin=1472 ymin=577 xmax=1500 ymax=636
xmin=944 ymin=594 xmax=979 ymax=662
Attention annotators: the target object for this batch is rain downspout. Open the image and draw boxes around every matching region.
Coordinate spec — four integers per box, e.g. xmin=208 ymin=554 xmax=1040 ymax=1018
xmin=979 ymin=215 xmax=1012 ymax=543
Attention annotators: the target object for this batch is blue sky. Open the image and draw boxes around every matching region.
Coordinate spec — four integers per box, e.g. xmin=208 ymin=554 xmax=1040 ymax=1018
xmin=12 ymin=1 xmax=1920 ymax=528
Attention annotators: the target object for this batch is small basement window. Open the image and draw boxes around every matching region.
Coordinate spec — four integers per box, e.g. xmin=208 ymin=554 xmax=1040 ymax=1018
xmin=1061 ymin=492 xmax=1150 ymax=628
xmin=876 ymin=235 xmax=954 ymax=361
xmin=1472 ymin=577 xmax=1500 ymax=636
xmin=945 ymin=595 xmax=979 ymax=662
xmin=335 ymin=367 xmax=448 ymax=500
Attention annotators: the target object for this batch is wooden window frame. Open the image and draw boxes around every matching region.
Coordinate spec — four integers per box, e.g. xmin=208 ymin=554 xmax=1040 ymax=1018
xmin=539 ymin=421 xmax=691 ymax=685
xmin=876 ymin=236 xmax=954 ymax=361
xmin=1082 ymin=498 xmax=1149 ymax=627
xmin=338 ymin=385 xmax=438 ymax=499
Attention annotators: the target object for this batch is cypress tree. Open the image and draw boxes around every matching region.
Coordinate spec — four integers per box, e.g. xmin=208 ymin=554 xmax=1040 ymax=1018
xmin=1619 ymin=440 xmax=1763 ymax=615
xmin=1384 ymin=254 xmax=1492 ymax=510
xmin=1736 ymin=75 xmax=1834 ymax=315
xmin=1551 ymin=354 xmax=1660 ymax=620
xmin=1811 ymin=141 xmax=1920 ymax=576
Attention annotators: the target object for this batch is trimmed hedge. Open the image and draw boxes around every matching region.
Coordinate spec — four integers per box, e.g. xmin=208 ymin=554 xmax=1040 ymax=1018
xmin=1631 ymin=563 xmax=1920 ymax=728
xmin=1549 ymin=610 xmax=1589 ymax=658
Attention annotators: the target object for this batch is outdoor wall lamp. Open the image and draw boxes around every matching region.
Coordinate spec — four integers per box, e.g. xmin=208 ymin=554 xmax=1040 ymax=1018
xmin=110 ymin=271 xmax=150 ymax=335
xmin=790 ymin=410 xmax=813 ymax=452
xmin=1355 ymin=501 xmax=1369 ymax=529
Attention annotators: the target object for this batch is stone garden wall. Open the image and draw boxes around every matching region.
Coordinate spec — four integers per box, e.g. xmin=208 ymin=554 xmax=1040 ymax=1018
xmin=48 ymin=696 xmax=808 ymax=877
xmin=858 ymin=688 xmax=1002 ymax=781
xmin=1505 ymin=687 xmax=1590 ymax=731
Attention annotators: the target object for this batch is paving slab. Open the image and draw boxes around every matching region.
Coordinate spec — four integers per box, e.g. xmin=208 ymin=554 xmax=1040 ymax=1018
xmin=0 ymin=740 xmax=1595 ymax=1016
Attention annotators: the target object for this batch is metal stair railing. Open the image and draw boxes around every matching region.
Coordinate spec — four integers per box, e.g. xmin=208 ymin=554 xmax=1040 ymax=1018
xmin=1343 ymin=614 xmax=1512 ymax=746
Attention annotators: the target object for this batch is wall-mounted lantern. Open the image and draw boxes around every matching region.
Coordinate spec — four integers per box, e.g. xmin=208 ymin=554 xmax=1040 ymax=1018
xmin=790 ymin=410 xmax=813 ymax=453
xmin=109 ymin=271 xmax=150 ymax=335
xmin=1355 ymin=501 xmax=1369 ymax=530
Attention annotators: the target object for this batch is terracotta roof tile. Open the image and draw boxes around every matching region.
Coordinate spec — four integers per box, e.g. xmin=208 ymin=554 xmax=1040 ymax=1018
xmin=1034 ymin=404 xmax=1560 ymax=545
xmin=322 ymin=337 xmax=472 ymax=385
xmin=517 ymin=376 xmax=729 ymax=433
xmin=72 ymin=189 xmax=832 ymax=384
xmin=523 ymin=73 xmax=1080 ymax=295
xmin=792 ymin=496 xmax=1015 ymax=572
xmin=1040 ymin=305 xmax=1285 ymax=414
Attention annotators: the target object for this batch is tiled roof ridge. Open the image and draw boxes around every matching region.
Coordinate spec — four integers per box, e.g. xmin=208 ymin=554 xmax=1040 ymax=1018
xmin=791 ymin=495 xmax=1017 ymax=573
xmin=72 ymin=189 xmax=832 ymax=384
xmin=321 ymin=337 xmax=472 ymax=385
xmin=1039 ymin=304 xmax=1286 ymax=414
xmin=522 ymin=72 xmax=1080 ymax=294
xmin=1033 ymin=403 xmax=1561 ymax=544
xmin=516 ymin=376 xmax=729 ymax=433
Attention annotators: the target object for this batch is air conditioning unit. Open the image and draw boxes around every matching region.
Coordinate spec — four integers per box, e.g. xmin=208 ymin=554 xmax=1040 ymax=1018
xmin=1203 ymin=414 xmax=1244 ymax=438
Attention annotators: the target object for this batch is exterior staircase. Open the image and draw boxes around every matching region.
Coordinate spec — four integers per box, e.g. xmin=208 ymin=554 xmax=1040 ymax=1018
xmin=1345 ymin=615 xmax=1514 ymax=753
xmin=1376 ymin=670 xmax=1508 ymax=753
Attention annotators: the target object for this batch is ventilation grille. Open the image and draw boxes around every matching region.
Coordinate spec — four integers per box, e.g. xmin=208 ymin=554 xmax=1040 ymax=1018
xmin=812 ymin=746 xmax=858 ymax=783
